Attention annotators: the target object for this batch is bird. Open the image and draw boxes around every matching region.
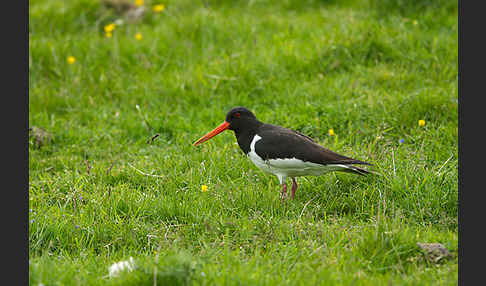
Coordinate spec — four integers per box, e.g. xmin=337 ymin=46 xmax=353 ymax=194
xmin=193 ymin=107 xmax=372 ymax=200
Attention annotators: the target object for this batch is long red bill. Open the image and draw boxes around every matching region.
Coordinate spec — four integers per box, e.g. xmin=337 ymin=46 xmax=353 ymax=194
xmin=193 ymin=121 xmax=230 ymax=146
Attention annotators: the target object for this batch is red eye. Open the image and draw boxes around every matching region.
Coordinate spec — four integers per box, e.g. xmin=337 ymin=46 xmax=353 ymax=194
xmin=235 ymin=113 xmax=241 ymax=118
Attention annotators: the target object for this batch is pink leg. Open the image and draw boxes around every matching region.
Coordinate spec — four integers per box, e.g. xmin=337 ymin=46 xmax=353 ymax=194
xmin=281 ymin=182 xmax=287 ymax=201
xmin=291 ymin=178 xmax=298 ymax=200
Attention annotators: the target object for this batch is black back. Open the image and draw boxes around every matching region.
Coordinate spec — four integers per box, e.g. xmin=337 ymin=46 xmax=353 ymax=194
xmin=253 ymin=124 xmax=371 ymax=166
xmin=224 ymin=107 xmax=371 ymax=166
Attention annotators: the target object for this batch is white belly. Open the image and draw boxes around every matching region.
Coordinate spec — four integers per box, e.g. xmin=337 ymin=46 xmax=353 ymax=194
xmin=247 ymin=135 xmax=350 ymax=178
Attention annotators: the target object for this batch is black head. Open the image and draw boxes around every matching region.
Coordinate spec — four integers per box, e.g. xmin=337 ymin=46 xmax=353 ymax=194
xmin=193 ymin=106 xmax=261 ymax=146
xmin=225 ymin=107 xmax=258 ymax=131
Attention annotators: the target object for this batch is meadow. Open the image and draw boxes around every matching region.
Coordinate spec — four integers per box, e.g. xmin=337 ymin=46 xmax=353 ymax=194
xmin=29 ymin=0 xmax=458 ymax=285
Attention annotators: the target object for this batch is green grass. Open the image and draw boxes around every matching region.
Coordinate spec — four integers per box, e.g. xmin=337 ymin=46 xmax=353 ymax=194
xmin=29 ymin=0 xmax=458 ymax=284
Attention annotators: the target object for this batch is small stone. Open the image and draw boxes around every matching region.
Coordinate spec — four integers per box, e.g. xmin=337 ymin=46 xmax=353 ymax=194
xmin=417 ymin=243 xmax=452 ymax=263
xmin=29 ymin=126 xmax=52 ymax=148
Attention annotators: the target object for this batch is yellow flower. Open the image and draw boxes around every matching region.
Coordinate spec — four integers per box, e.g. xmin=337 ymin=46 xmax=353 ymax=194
xmin=418 ymin=119 xmax=425 ymax=126
xmin=104 ymin=23 xmax=116 ymax=33
xmin=201 ymin=185 xmax=208 ymax=192
xmin=67 ymin=56 xmax=76 ymax=64
xmin=328 ymin=129 xmax=335 ymax=136
xmin=153 ymin=4 xmax=165 ymax=13
xmin=413 ymin=20 xmax=418 ymax=26
xmin=105 ymin=32 xmax=113 ymax=38
xmin=135 ymin=0 xmax=144 ymax=6
xmin=135 ymin=33 xmax=142 ymax=40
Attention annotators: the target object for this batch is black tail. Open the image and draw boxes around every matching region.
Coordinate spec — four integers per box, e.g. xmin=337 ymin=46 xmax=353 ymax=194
xmin=338 ymin=165 xmax=372 ymax=176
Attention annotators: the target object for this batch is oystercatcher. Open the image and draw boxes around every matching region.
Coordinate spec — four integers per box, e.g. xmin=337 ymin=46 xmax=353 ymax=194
xmin=193 ymin=107 xmax=372 ymax=200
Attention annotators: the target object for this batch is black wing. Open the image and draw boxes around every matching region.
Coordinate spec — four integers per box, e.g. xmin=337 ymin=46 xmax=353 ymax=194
xmin=254 ymin=124 xmax=372 ymax=166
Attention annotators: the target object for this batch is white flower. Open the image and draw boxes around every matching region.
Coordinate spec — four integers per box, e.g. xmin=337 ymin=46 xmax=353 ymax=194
xmin=114 ymin=19 xmax=124 ymax=26
xmin=108 ymin=257 xmax=135 ymax=278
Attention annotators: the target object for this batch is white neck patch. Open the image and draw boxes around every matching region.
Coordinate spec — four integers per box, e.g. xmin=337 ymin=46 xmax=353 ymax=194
xmin=250 ymin=134 xmax=262 ymax=153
